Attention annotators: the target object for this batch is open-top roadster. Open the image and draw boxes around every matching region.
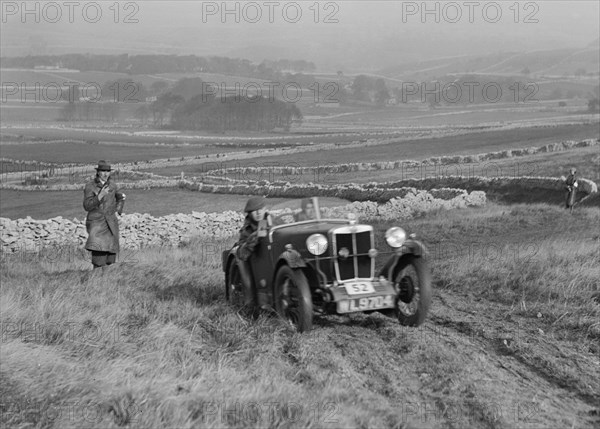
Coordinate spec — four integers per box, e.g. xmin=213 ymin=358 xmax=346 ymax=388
xmin=222 ymin=197 xmax=432 ymax=332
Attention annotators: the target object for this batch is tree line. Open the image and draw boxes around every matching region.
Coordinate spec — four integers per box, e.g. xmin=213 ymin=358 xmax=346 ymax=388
xmin=60 ymin=76 xmax=304 ymax=132
xmin=143 ymin=93 xmax=303 ymax=132
xmin=339 ymin=74 xmax=600 ymax=108
xmin=2 ymin=54 xmax=315 ymax=79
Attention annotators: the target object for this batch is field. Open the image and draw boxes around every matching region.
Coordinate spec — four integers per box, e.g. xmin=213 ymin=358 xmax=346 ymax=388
xmin=238 ymin=145 xmax=600 ymax=187
xmin=1 ymin=140 xmax=598 ymax=220
xmin=0 ymin=68 xmax=335 ymax=93
xmin=223 ymin=123 xmax=600 ymax=169
xmin=0 ymin=140 xmax=245 ymax=164
xmin=0 ymin=189 xmax=351 ymax=221
xmin=2 ymin=204 xmax=599 ymax=428
xmin=302 ymin=102 xmax=591 ymax=128
xmin=0 ymin=188 xmax=259 ymax=220
xmin=3 ymin=120 xmax=595 ymax=172
xmin=0 ymin=69 xmax=169 ymax=88
xmin=0 ymin=102 xmax=141 ymax=123
xmin=145 ymin=123 xmax=600 ymax=176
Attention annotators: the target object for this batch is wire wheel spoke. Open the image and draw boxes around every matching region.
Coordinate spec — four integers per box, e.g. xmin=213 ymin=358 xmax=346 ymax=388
xmin=274 ymin=266 xmax=313 ymax=332
xmin=280 ymin=276 xmax=300 ymax=322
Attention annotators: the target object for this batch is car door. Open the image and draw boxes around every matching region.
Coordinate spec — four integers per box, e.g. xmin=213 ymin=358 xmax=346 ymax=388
xmin=250 ymin=227 xmax=275 ymax=307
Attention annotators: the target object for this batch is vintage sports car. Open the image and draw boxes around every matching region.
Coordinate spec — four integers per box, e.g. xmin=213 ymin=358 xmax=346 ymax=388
xmin=222 ymin=197 xmax=432 ymax=332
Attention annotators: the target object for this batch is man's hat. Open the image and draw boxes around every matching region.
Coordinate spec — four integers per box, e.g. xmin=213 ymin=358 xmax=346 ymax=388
xmin=244 ymin=196 xmax=265 ymax=212
xmin=95 ymin=160 xmax=112 ymax=171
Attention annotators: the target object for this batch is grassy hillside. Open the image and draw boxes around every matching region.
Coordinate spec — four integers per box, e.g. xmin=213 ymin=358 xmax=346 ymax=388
xmin=379 ymin=48 xmax=600 ymax=79
xmin=1 ymin=203 xmax=599 ymax=428
xmin=271 ymin=145 xmax=600 ymax=186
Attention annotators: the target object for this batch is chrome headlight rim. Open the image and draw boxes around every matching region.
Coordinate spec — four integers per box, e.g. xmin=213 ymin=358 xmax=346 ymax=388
xmin=385 ymin=227 xmax=407 ymax=248
xmin=306 ymin=233 xmax=328 ymax=255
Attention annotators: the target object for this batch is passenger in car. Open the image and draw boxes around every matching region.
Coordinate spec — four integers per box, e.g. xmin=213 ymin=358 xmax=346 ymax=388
xmin=294 ymin=198 xmax=316 ymax=221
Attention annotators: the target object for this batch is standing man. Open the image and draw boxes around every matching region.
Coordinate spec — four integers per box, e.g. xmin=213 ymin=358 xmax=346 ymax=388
xmin=83 ymin=160 xmax=126 ymax=269
xmin=565 ymin=167 xmax=578 ymax=212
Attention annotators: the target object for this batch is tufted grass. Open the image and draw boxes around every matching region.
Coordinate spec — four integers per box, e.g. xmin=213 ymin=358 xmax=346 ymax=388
xmin=1 ymin=203 xmax=599 ymax=428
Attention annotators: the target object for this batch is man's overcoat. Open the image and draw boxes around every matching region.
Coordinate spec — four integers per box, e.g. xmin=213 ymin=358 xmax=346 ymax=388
xmin=83 ymin=177 xmax=124 ymax=253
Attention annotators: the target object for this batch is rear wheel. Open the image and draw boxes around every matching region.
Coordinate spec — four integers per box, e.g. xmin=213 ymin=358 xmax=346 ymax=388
xmin=226 ymin=260 xmax=256 ymax=314
xmin=274 ymin=266 xmax=313 ymax=332
xmin=393 ymin=256 xmax=432 ymax=327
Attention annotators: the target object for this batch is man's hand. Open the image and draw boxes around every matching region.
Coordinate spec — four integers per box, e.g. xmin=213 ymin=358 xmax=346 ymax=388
xmin=257 ymin=219 xmax=268 ymax=237
xmin=98 ymin=186 xmax=110 ymax=201
xmin=247 ymin=231 xmax=259 ymax=245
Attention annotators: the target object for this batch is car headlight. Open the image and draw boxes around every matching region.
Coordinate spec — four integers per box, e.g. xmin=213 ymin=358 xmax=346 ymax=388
xmin=385 ymin=227 xmax=407 ymax=248
xmin=306 ymin=234 xmax=328 ymax=255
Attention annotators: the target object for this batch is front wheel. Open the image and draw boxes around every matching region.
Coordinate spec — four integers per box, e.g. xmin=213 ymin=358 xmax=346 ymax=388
xmin=393 ymin=256 xmax=432 ymax=327
xmin=274 ymin=266 xmax=313 ymax=332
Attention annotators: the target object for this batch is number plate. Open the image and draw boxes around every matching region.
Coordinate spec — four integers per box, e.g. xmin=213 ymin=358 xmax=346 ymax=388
xmin=337 ymin=295 xmax=394 ymax=314
xmin=344 ymin=281 xmax=376 ymax=295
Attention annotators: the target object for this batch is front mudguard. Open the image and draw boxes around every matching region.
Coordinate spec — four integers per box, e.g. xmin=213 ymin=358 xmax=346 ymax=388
xmin=379 ymin=239 xmax=428 ymax=281
xmin=277 ymin=249 xmax=307 ymax=269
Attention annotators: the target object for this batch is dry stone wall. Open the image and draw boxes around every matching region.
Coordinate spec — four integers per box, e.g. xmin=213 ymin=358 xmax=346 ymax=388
xmin=205 ymin=139 xmax=599 ymax=177
xmin=2 ymin=138 xmax=596 ymax=192
xmin=0 ymin=190 xmax=486 ymax=254
xmin=0 ymin=210 xmax=244 ymax=254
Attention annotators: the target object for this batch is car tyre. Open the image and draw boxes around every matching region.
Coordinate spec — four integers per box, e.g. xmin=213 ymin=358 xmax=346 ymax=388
xmin=393 ymin=256 xmax=432 ymax=327
xmin=274 ymin=266 xmax=313 ymax=332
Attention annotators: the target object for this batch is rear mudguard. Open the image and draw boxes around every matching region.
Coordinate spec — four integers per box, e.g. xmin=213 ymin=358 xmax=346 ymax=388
xmin=222 ymin=248 xmax=234 ymax=272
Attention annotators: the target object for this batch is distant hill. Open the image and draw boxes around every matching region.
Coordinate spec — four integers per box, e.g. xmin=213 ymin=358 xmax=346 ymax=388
xmin=379 ymin=45 xmax=600 ymax=80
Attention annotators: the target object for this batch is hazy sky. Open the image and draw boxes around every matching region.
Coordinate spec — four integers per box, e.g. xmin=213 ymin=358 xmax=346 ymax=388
xmin=1 ymin=1 xmax=598 ymax=71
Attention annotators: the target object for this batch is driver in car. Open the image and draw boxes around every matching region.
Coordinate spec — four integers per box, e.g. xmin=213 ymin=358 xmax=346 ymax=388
xmin=294 ymin=198 xmax=316 ymax=221
xmin=236 ymin=196 xmax=269 ymax=298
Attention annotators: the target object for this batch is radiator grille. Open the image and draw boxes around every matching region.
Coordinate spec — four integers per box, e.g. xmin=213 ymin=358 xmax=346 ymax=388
xmin=332 ymin=227 xmax=374 ymax=281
